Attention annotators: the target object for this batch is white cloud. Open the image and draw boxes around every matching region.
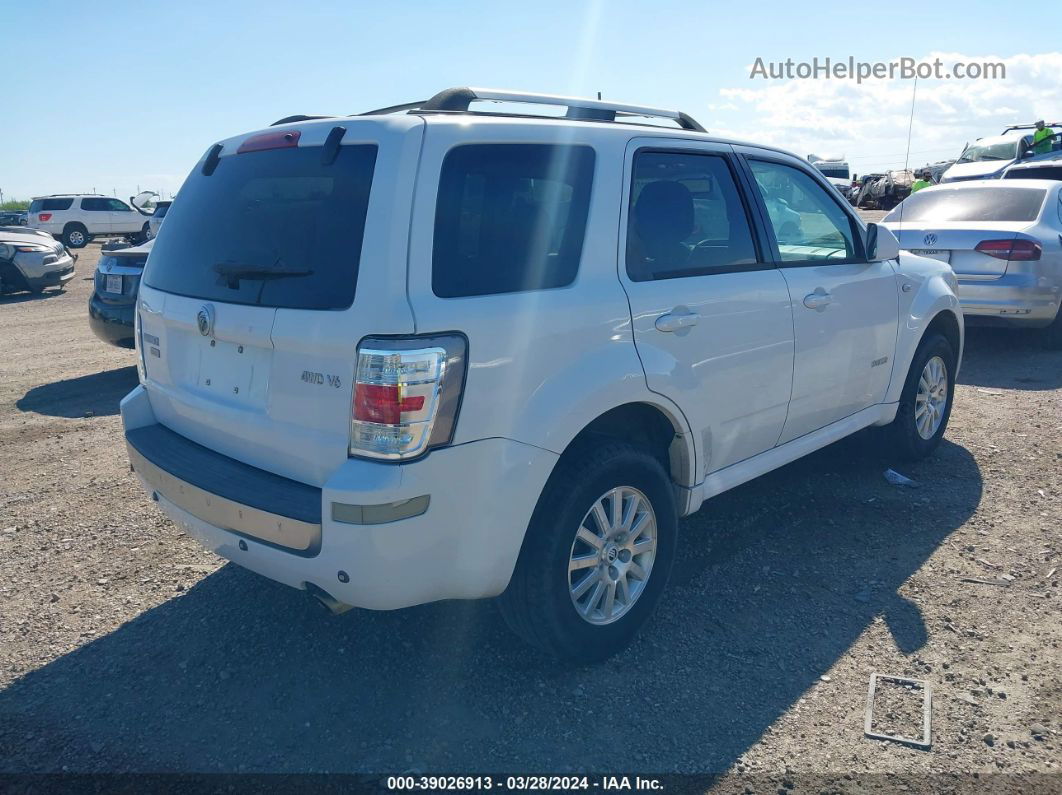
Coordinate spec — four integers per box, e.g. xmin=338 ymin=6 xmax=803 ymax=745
xmin=707 ymin=52 xmax=1062 ymax=173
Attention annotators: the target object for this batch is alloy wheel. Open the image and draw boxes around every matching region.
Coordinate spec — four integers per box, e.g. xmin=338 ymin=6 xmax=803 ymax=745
xmin=915 ymin=355 xmax=948 ymax=440
xmin=568 ymin=486 xmax=657 ymax=625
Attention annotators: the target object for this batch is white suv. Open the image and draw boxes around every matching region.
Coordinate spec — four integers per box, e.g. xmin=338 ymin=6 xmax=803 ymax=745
xmin=28 ymin=194 xmax=151 ymax=248
xmin=122 ymin=89 xmax=963 ymax=661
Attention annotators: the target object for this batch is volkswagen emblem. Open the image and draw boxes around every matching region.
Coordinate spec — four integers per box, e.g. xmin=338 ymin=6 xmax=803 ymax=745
xmin=196 ymin=304 xmax=215 ymax=337
xmin=923 ymin=233 xmax=938 ymax=247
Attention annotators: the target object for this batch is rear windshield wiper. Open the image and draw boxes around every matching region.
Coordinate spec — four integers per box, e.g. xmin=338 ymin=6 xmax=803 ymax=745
xmin=212 ymin=261 xmax=313 ymax=289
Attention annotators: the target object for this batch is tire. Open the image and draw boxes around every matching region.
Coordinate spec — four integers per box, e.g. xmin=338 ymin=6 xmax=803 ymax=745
xmin=62 ymin=223 xmax=89 ymax=249
xmin=498 ymin=441 xmax=678 ymax=662
xmin=1041 ymin=306 xmax=1062 ymax=350
xmin=882 ymin=332 xmax=956 ymax=461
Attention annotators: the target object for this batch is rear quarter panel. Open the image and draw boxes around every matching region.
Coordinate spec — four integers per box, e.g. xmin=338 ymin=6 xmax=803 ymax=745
xmin=403 ymin=119 xmax=697 ymax=481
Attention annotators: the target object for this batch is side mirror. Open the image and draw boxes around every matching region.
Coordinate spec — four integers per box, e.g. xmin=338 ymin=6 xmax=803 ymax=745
xmin=867 ymin=222 xmax=900 ymax=261
xmin=1022 ymin=150 xmax=1036 ymax=159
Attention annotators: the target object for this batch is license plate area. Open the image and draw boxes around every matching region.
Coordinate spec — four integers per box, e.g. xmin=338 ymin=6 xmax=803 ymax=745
xmin=910 ymin=248 xmax=950 ymax=263
xmin=197 ymin=338 xmax=271 ymax=407
xmin=105 ymin=274 xmax=123 ymax=294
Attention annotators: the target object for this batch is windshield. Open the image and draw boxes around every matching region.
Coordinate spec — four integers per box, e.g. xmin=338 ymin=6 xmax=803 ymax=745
xmin=144 ymin=144 xmax=377 ymax=310
xmin=884 ymin=187 xmax=1046 ymax=223
xmin=957 ymin=140 xmax=1020 ymax=163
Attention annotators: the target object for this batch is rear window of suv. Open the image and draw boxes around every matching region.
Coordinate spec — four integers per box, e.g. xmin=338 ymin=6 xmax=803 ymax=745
xmin=29 ymin=198 xmax=74 ymax=212
xmin=432 ymin=144 xmax=595 ymax=298
xmin=885 ymin=187 xmax=1046 ymax=223
xmin=144 ymin=144 xmax=378 ymax=310
xmin=1004 ymin=166 xmax=1062 ymax=181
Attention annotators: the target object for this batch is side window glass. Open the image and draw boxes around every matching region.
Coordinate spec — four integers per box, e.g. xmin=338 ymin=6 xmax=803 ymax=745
xmin=82 ymin=198 xmax=108 ymax=211
xmin=626 ymin=151 xmax=758 ymax=281
xmin=109 ymin=199 xmax=132 ymax=212
xmin=432 ymin=144 xmax=595 ymax=298
xmin=749 ymin=160 xmax=858 ymax=262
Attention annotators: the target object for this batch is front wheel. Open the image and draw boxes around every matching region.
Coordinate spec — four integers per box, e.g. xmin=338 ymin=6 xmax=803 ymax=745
xmin=498 ymin=442 xmax=678 ymax=662
xmin=883 ymin=333 xmax=956 ymax=460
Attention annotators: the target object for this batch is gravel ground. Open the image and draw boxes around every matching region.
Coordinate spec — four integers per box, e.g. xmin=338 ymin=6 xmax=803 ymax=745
xmin=0 ymin=240 xmax=1060 ymax=791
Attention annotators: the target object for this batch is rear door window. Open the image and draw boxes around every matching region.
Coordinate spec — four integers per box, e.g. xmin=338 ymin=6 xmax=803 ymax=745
xmin=82 ymin=198 xmax=111 ymax=212
xmin=432 ymin=144 xmax=595 ymax=298
xmin=883 ymin=187 xmax=1047 ymax=223
xmin=143 ymin=144 xmax=378 ymax=310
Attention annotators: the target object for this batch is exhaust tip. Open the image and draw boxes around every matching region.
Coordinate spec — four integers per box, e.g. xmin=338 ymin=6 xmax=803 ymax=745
xmin=304 ymin=583 xmax=353 ymax=616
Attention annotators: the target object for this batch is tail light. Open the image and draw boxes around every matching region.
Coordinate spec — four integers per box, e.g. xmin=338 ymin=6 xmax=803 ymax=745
xmin=349 ymin=334 xmax=467 ymax=460
xmin=39 ymin=213 xmax=52 ymax=222
xmin=975 ymin=238 xmax=1042 ymax=261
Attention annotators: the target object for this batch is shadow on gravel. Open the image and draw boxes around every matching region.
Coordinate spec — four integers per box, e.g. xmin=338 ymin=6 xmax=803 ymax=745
xmin=16 ymin=366 xmax=138 ymax=418
xmin=0 ymin=288 xmax=66 ymax=304
xmin=958 ymin=326 xmax=1062 ymax=391
xmin=0 ymin=432 xmax=981 ymax=774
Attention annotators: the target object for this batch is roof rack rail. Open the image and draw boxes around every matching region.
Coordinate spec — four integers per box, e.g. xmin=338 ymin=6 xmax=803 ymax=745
xmin=276 ymin=89 xmax=706 ymax=132
xmin=414 ymin=87 xmax=706 ymax=132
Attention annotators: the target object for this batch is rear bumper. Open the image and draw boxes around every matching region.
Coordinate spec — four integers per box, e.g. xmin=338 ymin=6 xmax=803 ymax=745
xmin=88 ymin=293 xmax=136 ymax=347
xmin=957 ymin=273 xmax=1061 ymax=327
xmin=120 ymin=385 xmax=559 ymax=610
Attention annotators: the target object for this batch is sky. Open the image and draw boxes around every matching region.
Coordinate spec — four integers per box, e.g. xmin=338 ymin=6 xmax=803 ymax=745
xmin=3 ymin=0 xmax=1062 ymax=202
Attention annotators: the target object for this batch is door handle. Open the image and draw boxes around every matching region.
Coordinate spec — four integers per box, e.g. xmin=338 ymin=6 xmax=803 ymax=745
xmin=802 ymin=289 xmax=833 ymax=311
xmin=655 ymin=310 xmax=700 ymax=333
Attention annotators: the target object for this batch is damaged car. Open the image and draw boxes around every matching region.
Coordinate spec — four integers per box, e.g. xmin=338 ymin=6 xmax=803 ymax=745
xmin=0 ymin=226 xmax=76 ymax=295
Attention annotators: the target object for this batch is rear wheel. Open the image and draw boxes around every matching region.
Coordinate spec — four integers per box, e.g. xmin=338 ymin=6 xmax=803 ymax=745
xmin=882 ymin=333 xmax=956 ymax=460
xmin=1041 ymin=306 xmax=1062 ymax=350
xmin=62 ymin=223 xmax=89 ymax=249
xmin=498 ymin=441 xmax=678 ymax=662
